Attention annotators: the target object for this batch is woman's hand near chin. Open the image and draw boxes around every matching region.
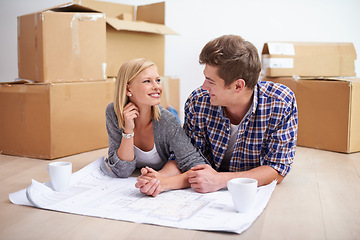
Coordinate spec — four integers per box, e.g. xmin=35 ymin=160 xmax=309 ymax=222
xmin=123 ymin=102 xmax=139 ymax=133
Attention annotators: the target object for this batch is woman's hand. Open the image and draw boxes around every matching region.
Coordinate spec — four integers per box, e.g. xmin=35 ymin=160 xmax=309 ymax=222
xmin=123 ymin=102 xmax=139 ymax=133
xmin=135 ymin=167 xmax=164 ymax=197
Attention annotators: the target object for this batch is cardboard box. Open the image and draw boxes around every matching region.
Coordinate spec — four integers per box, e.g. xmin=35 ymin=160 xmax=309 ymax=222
xmin=262 ymin=77 xmax=360 ymax=153
xmin=262 ymin=42 xmax=356 ymax=77
xmin=0 ymin=80 xmax=114 ymax=159
xmin=74 ymin=0 xmax=177 ymax=77
xmin=160 ymin=77 xmax=180 ymax=113
xmin=18 ymin=3 xmax=107 ymax=83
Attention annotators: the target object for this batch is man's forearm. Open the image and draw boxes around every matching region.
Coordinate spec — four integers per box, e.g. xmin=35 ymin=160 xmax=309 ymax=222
xmin=220 ymin=165 xmax=284 ymax=187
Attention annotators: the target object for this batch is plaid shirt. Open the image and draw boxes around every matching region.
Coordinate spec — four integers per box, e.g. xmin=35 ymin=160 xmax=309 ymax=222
xmin=184 ymin=81 xmax=298 ymax=177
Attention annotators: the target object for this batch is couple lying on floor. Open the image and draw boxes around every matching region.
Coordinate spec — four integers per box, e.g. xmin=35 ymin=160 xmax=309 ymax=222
xmin=102 ymin=35 xmax=298 ymax=197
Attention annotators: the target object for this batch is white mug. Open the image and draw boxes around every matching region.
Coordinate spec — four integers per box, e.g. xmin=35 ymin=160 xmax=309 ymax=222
xmin=47 ymin=162 xmax=72 ymax=192
xmin=227 ymin=178 xmax=258 ymax=213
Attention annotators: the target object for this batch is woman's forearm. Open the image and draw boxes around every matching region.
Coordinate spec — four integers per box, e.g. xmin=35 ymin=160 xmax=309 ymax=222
xmin=158 ymin=160 xmax=190 ymax=191
xmin=117 ymin=137 xmax=135 ymax=161
xmin=161 ymin=171 xmax=191 ymax=191
xmin=136 ymin=163 xmax=192 ymax=196
xmin=158 ymin=160 xmax=181 ymax=177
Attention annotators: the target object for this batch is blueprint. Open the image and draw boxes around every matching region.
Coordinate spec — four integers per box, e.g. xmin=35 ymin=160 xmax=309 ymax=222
xmin=9 ymin=158 xmax=276 ymax=234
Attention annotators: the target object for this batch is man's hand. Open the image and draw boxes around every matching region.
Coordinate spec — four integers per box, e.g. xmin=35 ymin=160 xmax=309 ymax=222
xmin=188 ymin=164 xmax=225 ymax=193
xmin=135 ymin=167 xmax=163 ymax=197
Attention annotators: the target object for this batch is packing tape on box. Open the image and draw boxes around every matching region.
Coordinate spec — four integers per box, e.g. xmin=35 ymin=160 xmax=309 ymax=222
xmin=70 ymin=13 xmax=105 ymax=54
xmin=71 ymin=14 xmax=81 ymax=56
xmin=70 ymin=13 xmax=106 ymax=79
xmin=34 ymin=14 xmax=40 ymax=81
xmin=71 ymin=13 xmax=105 ymax=24
xmin=102 ymin=63 xmax=107 ymax=80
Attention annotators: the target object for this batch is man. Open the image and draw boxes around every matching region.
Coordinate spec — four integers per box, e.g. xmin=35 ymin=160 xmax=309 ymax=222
xmin=184 ymin=35 xmax=298 ymax=193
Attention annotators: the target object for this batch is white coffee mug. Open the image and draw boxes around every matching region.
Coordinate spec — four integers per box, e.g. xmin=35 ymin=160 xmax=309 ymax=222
xmin=227 ymin=178 xmax=258 ymax=213
xmin=47 ymin=162 xmax=72 ymax=192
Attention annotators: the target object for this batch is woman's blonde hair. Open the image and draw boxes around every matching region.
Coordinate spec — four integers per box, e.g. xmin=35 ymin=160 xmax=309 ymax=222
xmin=114 ymin=58 xmax=161 ymax=129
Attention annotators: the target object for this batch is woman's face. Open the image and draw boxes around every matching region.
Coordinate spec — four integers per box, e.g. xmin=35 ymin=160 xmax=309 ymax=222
xmin=127 ymin=65 xmax=162 ymax=107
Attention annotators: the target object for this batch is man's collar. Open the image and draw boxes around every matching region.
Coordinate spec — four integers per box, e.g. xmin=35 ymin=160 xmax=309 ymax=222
xmin=250 ymin=84 xmax=259 ymax=114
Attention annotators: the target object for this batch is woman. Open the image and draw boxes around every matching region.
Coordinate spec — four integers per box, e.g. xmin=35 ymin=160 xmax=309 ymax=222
xmin=104 ymin=58 xmax=208 ymax=197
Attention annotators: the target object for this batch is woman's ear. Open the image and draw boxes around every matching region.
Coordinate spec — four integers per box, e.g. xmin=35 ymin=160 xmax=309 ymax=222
xmin=126 ymin=84 xmax=132 ymax=97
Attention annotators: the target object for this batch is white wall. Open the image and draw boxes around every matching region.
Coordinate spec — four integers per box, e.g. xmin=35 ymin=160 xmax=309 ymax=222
xmin=1 ymin=0 xmax=360 ymax=119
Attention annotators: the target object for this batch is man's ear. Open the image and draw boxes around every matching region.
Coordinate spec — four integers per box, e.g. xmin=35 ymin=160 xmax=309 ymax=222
xmin=234 ymin=79 xmax=246 ymax=93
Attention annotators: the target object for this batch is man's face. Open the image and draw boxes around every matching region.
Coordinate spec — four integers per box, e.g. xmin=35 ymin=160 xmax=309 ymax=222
xmin=201 ymin=64 xmax=233 ymax=106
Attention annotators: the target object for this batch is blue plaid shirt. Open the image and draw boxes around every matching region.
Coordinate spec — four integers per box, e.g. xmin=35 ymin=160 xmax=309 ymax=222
xmin=184 ymin=81 xmax=298 ymax=177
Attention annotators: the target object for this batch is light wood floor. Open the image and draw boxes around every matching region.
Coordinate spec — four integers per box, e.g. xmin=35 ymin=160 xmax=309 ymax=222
xmin=0 ymin=146 xmax=359 ymax=240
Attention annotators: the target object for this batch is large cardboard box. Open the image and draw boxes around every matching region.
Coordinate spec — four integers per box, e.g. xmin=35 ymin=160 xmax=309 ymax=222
xmin=18 ymin=3 xmax=107 ymax=83
xmin=0 ymin=80 xmax=114 ymax=159
xmin=74 ymin=0 xmax=177 ymax=77
xmin=262 ymin=77 xmax=360 ymax=153
xmin=262 ymin=42 xmax=356 ymax=77
xmin=160 ymin=77 xmax=180 ymax=113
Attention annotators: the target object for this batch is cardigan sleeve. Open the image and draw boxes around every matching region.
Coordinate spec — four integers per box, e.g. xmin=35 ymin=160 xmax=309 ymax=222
xmin=154 ymin=107 xmax=209 ymax=173
xmin=105 ymin=103 xmax=136 ymax=178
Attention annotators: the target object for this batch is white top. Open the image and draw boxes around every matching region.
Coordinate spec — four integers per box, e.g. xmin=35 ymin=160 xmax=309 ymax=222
xmin=223 ymin=123 xmax=240 ymax=162
xmin=134 ymin=144 xmax=164 ymax=170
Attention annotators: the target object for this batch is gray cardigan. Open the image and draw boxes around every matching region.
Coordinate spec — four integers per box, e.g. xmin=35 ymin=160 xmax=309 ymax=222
xmin=105 ymin=103 xmax=208 ymax=178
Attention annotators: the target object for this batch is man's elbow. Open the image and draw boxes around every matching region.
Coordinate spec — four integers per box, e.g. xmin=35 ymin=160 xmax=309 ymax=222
xmin=276 ymin=174 xmax=285 ymax=184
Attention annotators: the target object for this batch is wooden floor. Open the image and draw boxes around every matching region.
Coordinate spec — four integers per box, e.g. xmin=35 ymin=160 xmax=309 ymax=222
xmin=0 ymin=146 xmax=359 ymax=240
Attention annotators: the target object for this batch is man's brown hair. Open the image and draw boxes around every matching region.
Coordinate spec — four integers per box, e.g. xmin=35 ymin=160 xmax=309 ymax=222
xmin=199 ymin=35 xmax=261 ymax=89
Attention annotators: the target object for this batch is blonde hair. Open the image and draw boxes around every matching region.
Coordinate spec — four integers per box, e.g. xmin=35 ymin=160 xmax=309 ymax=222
xmin=114 ymin=58 xmax=161 ymax=129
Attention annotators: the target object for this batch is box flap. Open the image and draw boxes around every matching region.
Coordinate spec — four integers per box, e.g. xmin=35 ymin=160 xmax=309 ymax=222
xmin=74 ymin=0 xmax=176 ymax=35
xmin=106 ymin=17 xmax=177 ymax=35
xmin=47 ymin=2 xmax=101 ymax=13
xmin=73 ymin=0 xmax=134 ymax=18
xmin=137 ymin=2 xmax=165 ymax=24
xmin=18 ymin=2 xmax=102 ymax=17
xmin=296 ymin=76 xmax=360 ymax=83
xmin=262 ymin=42 xmax=356 ymax=58
xmin=0 ymin=79 xmax=33 ymax=85
xmin=349 ymin=81 xmax=360 ymax=152
xmin=262 ymin=42 xmax=295 ymax=55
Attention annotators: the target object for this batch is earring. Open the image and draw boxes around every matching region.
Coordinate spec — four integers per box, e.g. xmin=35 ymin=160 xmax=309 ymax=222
xmin=128 ymin=93 xmax=132 ymax=97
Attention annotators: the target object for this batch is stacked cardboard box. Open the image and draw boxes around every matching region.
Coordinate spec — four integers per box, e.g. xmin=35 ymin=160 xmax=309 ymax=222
xmin=73 ymin=0 xmax=179 ymax=112
xmin=159 ymin=77 xmax=180 ymax=113
xmin=74 ymin=0 xmax=180 ymax=112
xmin=0 ymin=1 xmax=180 ymax=159
xmin=0 ymin=80 xmax=114 ymax=159
xmin=71 ymin=0 xmax=180 ymax=113
xmin=74 ymin=0 xmax=177 ymax=77
xmin=261 ymin=42 xmax=359 ymax=153
xmin=18 ymin=3 xmax=107 ymax=83
xmin=0 ymin=3 xmax=111 ymax=159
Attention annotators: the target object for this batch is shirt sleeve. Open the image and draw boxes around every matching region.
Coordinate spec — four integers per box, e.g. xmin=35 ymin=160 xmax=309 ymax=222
xmin=263 ymin=95 xmax=298 ymax=177
xmin=105 ymin=103 xmax=136 ymax=178
xmin=183 ymin=94 xmax=207 ymax=156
